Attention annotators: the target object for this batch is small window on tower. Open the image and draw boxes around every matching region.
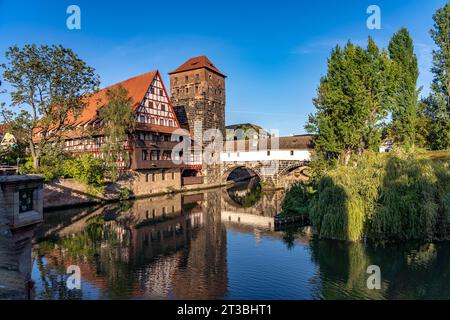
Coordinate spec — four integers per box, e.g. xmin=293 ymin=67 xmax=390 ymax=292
xmin=195 ymin=86 xmax=199 ymax=93
xmin=195 ymin=74 xmax=199 ymax=81
xmin=290 ymin=150 xmax=294 ymax=156
xmin=185 ymin=75 xmax=189 ymax=82
xmin=174 ymin=77 xmax=178 ymax=84
xmin=186 ymin=87 xmax=189 ymax=94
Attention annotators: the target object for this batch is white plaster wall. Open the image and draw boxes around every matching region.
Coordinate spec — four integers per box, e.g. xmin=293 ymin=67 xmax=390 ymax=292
xmin=220 ymin=150 xmax=311 ymax=162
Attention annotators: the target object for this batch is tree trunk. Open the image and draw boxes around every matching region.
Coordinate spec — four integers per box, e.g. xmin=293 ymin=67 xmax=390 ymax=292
xmin=342 ymin=149 xmax=352 ymax=166
xmin=29 ymin=141 xmax=40 ymax=170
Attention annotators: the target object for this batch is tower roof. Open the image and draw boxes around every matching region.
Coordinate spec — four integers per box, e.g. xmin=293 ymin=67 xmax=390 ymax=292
xmin=169 ymin=56 xmax=226 ymax=77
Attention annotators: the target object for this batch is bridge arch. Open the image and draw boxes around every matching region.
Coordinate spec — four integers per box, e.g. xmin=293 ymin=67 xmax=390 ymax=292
xmin=278 ymin=162 xmax=310 ymax=178
xmin=221 ymin=164 xmax=262 ymax=183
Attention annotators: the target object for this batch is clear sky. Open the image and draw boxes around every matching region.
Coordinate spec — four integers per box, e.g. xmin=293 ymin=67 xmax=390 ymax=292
xmin=0 ymin=0 xmax=447 ymax=135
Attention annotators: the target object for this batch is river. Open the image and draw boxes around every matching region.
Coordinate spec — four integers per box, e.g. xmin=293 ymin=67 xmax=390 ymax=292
xmin=30 ymin=177 xmax=450 ymax=300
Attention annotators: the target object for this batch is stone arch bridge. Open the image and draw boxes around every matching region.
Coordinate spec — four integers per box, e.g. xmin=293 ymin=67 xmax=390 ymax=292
xmin=220 ymin=160 xmax=310 ymax=189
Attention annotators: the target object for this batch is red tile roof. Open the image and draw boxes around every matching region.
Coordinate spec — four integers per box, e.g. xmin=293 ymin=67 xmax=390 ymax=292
xmin=70 ymin=70 xmax=158 ymax=126
xmin=169 ymin=56 xmax=225 ymax=77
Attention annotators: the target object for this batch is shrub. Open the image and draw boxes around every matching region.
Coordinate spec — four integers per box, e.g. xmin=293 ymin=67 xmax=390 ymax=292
xmin=63 ymin=154 xmax=105 ymax=187
xmin=281 ymin=182 xmax=315 ymax=217
xmin=118 ymin=187 xmax=133 ymax=201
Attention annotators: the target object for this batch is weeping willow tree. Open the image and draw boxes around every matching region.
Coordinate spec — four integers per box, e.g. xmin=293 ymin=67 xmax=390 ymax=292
xmin=308 ymin=151 xmax=450 ymax=242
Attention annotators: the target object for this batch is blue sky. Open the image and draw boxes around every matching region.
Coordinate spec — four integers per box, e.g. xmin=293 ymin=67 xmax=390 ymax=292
xmin=0 ymin=0 xmax=446 ymax=135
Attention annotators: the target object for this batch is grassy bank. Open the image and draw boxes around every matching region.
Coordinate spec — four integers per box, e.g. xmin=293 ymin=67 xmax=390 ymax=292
xmin=283 ymin=150 xmax=450 ymax=242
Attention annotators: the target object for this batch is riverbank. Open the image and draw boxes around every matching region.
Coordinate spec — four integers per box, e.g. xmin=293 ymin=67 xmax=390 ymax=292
xmin=44 ymin=178 xmax=235 ymax=211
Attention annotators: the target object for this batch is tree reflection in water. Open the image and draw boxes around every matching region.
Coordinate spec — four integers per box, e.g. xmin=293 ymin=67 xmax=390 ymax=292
xmin=32 ymin=186 xmax=450 ymax=300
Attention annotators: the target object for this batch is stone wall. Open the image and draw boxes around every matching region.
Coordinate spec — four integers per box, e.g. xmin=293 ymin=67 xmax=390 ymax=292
xmin=115 ymin=169 xmax=181 ymax=197
xmin=44 ymin=169 xmax=184 ymax=209
xmin=171 ymin=68 xmax=226 ymax=140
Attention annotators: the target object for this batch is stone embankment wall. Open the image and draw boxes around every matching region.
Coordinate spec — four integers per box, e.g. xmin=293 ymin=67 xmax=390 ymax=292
xmin=0 ymin=185 xmax=27 ymax=299
xmin=44 ymin=176 xmax=231 ymax=210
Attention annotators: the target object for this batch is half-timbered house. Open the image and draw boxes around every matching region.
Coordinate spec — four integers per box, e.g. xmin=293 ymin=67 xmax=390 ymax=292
xmin=62 ymin=70 xmax=192 ymax=193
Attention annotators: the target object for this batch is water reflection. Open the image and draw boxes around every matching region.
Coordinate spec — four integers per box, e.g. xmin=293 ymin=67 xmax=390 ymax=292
xmin=31 ymin=179 xmax=450 ymax=300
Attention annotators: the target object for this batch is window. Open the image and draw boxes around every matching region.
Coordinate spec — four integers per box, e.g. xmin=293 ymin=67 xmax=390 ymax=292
xmin=151 ymin=88 xmax=155 ymax=94
xmin=195 ymin=86 xmax=199 ymax=94
xmin=152 ymin=173 xmax=156 ymax=181
xmin=267 ymin=150 xmax=271 ymax=156
xmin=162 ymin=170 xmax=165 ymax=181
xmin=151 ymin=151 xmax=159 ymax=160
xmin=185 ymin=75 xmax=189 ymax=82
xmin=172 ymin=172 xmax=175 ymax=180
xmin=142 ymin=150 xmax=149 ymax=161
xmin=145 ymin=173 xmax=149 ymax=182
xmin=186 ymin=87 xmax=189 ymax=94
xmin=159 ymin=89 xmax=163 ymax=96
xmin=195 ymin=74 xmax=199 ymax=81
xmin=160 ymin=119 xmax=164 ymax=125
xmin=290 ymin=150 xmax=294 ymax=156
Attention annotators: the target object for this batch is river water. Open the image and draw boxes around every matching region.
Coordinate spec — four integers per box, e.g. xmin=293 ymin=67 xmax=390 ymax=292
xmin=31 ymin=178 xmax=450 ymax=300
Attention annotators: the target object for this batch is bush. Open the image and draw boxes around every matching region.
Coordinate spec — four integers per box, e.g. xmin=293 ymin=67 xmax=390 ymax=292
xmin=281 ymin=182 xmax=315 ymax=217
xmin=63 ymin=154 xmax=105 ymax=187
xmin=39 ymin=153 xmax=67 ymax=182
xmin=118 ymin=187 xmax=133 ymax=201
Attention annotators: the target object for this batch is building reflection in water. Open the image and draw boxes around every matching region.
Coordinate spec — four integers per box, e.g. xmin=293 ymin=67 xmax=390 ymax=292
xmin=32 ymin=189 xmax=230 ymax=299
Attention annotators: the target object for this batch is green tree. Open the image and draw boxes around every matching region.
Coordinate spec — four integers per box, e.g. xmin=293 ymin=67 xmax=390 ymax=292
xmin=1 ymin=44 xmax=100 ymax=169
xmin=388 ymin=28 xmax=420 ymax=149
xmin=306 ymin=38 xmax=395 ymax=164
xmin=99 ymin=85 xmax=135 ymax=181
xmin=425 ymin=3 xmax=450 ymax=150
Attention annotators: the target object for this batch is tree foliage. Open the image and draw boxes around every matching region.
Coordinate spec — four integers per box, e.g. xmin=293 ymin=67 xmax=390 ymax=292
xmin=98 ymin=85 xmax=135 ymax=181
xmin=388 ymin=28 xmax=420 ymax=148
xmin=423 ymin=3 xmax=450 ymax=150
xmin=306 ymin=38 xmax=396 ymax=164
xmin=1 ymin=44 xmax=99 ymax=169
